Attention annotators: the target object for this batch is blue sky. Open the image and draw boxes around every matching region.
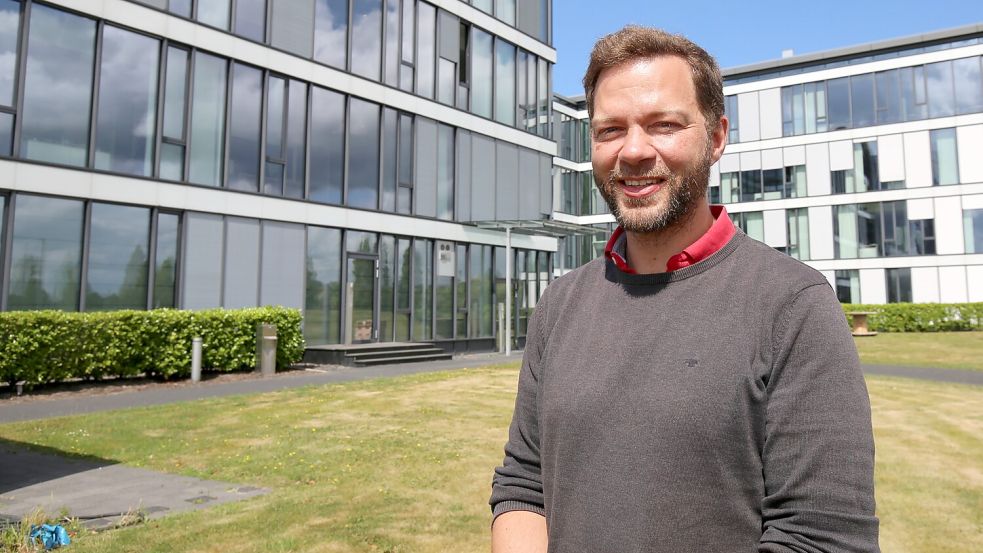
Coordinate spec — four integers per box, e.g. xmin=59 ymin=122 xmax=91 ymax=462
xmin=552 ymin=0 xmax=983 ymax=96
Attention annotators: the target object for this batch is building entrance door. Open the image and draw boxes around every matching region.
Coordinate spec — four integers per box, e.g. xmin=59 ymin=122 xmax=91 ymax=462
xmin=346 ymin=256 xmax=378 ymax=343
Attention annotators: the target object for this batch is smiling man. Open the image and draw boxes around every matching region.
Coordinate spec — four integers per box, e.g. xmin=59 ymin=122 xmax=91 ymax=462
xmin=490 ymin=26 xmax=879 ymax=553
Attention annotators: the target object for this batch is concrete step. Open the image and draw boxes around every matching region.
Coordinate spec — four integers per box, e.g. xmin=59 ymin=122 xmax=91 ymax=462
xmin=345 ymin=347 xmax=447 ymax=361
xmin=353 ymin=353 xmax=453 ymax=367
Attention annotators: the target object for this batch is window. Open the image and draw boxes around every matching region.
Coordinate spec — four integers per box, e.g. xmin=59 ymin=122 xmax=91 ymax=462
xmin=494 ymin=39 xmax=516 ymax=126
xmin=153 ymin=212 xmax=180 ymax=308
xmin=436 ymin=123 xmax=454 ymax=220
xmin=395 ymin=238 xmax=411 ymax=340
xmin=234 ymin=0 xmax=266 ymax=42
xmin=94 ymin=26 xmax=160 ymax=177
xmin=471 ymin=28 xmax=492 ymax=118
xmin=850 ymin=74 xmax=875 ymax=128
xmin=8 ymin=195 xmax=84 ymax=311
xmin=455 ymin=243 xmax=468 ymax=338
xmin=826 ymin=77 xmax=851 ymax=131
xmin=305 ymin=226 xmax=342 ymax=345
xmin=724 ymin=95 xmax=739 ymax=143
xmin=399 ymin=0 xmax=414 ymax=91
xmin=227 ymin=63 xmax=263 ymax=192
xmin=930 ymin=128 xmax=959 ymax=185
xmin=537 ymin=58 xmax=550 ymax=137
xmin=732 ymin=212 xmax=763 ymax=241
xmin=0 ymin=0 xmax=21 ymax=155
xmin=309 ymin=87 xmax=345 ymax=204
xmin=284 ymin=79 xmax=308 ymax=198
xmin=383 ymin=0 xmax=400 ymax=86
xmin=86 ymin=203 xmax=150 ymax=311
xmin=412 ymin=239 xmax=433 ymax=341
xmin=719 ymin=172 xmax=740 ymax=204
xmin=901 ymin=66 xmax=928 ymax=121
xmin=435 ymin=242 xmax=454 ymax=340
xmin=832 ymin=142 xmax=881 ymax=194
xmin=494 ymin=0 xmax=515 ymax=24
xmin=314 ymin=0 xmax=348 ymax=69
xmin=397 ymin=113 xmax=414 ymax=214
xmin=381 ymin=108 xmax=398 ymax=212
xmin=160 ymin=46 xmax=189 ymax=181
xmin=265 ymin=76 xmax=286 ymax=195
xmin=964 ymin=209 xmax=983 ymax=254
xmin=787 ymin=208 xmax=809 ymax=260
xmin=925 ymin=60 xmax=955 ymax=118
xmin=875 ymin=69 xmax=903 ymax=124
xmin=735 ymin=166 xmax=805 ymax=202
xmin=351 ymin=0 xmax=383 ymax=81
xmin=833 ymin=200 xmax=933 ymax=259
xmin=954 ymin=57 xmax=983 ymax=115
xmin=835 ymin=270 xmax=860 ymax=304
xmin=347 ymin=98 xmax=380 ymax=209
xmin=886 ymin=268 xmax=912 ymax=303
xmin=188 ymin=52 xmax=227 ymax=187
xmin=20 ymin=4 xmax=96 ymax=167
xmin=415 ymin=2 xmax=435 ymax=98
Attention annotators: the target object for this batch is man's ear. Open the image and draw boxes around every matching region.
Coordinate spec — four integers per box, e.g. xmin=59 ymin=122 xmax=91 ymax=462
xmin=710 ymin=115 xmax=729 ymax=162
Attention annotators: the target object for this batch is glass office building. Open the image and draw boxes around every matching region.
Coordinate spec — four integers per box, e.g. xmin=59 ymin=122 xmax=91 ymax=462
xmin=0 ymin=0 xmax=556 ymax=351
xmin=553 ymin=24 xmax=983 ymax=304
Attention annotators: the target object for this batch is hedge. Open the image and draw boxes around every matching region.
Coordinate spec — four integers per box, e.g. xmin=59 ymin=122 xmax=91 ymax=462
xmin=841 ymin=303 xmax=983 ymax=332
xmin=0 ymin=307 xmax=304 ymax=386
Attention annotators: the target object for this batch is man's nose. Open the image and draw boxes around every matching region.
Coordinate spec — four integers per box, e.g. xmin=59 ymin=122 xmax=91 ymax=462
xmin=618 ymin=126 xmax=657 ymax=168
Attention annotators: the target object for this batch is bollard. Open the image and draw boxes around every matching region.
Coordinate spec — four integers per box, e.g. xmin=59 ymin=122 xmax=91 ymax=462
xmin=497 ymin=303 xmax=506 ymax=353
xmin=191 ymin=337 xmax=202 ymax=382
xmin=256 ymin=323 xmax=277 ymax=377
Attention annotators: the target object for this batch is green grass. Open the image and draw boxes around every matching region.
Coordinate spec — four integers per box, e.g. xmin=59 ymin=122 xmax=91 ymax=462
xmin=855 ymin=331 xmax=983 ymax=370
xmin=0 ymin=365 xmax=980 ymax=552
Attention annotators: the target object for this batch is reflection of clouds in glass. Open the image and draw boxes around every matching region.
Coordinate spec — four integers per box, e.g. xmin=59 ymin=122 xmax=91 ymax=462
xmin=925 ymin=61 xmax=955 ymax=117
xmin=228 ymin=64 xmax=263 ymax=191
xmin=348 ymin=98 xmax=380 ymax=209
xmin=9 ymin=195 xmax=84 ymax=310
xmin=314 ymin=0 xmax=347 ymax=68
xmin=95 ymin=26 xmax=159 ymax=176
xmin=87 ymin=204 xmax=149 ymax=299
xmin=0 ymin=2 xmax=20 ymax=106
xmin=309 ymin=87 xmax=345 ymax=203
xmin=196 ymin=0 xmax=230 ymax=29
xmin=350 ymin=0 xmax=381 ymax=80
xmin=21 ymin=4 xmax=96 ymax=166
xmin=953 ymin=57 xmax=983 ymax=113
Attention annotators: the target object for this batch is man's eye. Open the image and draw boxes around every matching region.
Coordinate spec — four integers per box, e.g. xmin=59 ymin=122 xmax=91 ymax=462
xmin=654 ymin=122 xmax=679 ymax=132
xmin=596 ymin=127 xmax=620 ymax=138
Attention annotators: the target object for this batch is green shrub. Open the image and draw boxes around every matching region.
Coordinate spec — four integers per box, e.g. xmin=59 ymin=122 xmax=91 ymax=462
xmin=0 ymin=307 xmax=304 ymax=386
xmin=841 ymin=303 xmax=983 ymax=332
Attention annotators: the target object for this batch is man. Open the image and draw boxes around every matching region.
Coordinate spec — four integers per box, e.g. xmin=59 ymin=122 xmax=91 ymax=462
xmin=490 ymin=26 xmax=879 ymax=553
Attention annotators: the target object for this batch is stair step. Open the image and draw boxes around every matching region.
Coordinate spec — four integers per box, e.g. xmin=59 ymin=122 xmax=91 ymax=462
xmin=353 ymin=353 xmax=453 ymax=367
xmin=345 ymin=348 xmax=446 ymax=360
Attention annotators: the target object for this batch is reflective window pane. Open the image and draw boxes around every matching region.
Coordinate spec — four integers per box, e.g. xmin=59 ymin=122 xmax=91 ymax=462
xmin=351 ymin=0 xmax=382 ymax=81
xmin=395 ymin=238 xmax=411 ymax=341
xmin=926 ymin=60 xmax=955 ymax=118
xmin=412 ymin=239 xmax=432 ymax=341
xmin=471 ymin=29 xmax=492 ymax=118
xmin=0 ymin=0 xmax=20 ymax=107
xmin=86 ymin=203 xmax=149 ymax=311
xmin=436 ymin=123 xmax=454 ymax=220
xmin=188 ymin=52 xmax=227 ymax=187
xmin=266 ymin=76 xmax=285 ymax=161
xmin=954 ymin=56 xmax=983 ymax=115
xmin=153 ymin=213 xmax=179 ymax=308
xmin=162 ymin=47 xmax=188 ymax=141
xmin=494 ymin=39 xmax=516 ymax=126
xmin=314 ymin=0 xmax=348 ymax=69
xmin=20 ymin=4 xmax=95 ymax=167
xmin=826 ymin=77 xmax=850 ymax=130
xmin=435 ymin=246 xmax=453 ymax=340
xmin=284 ymin=80 xmax=307 ymax=199
xmin=159 ymin=143 xmax=184 ymax=181
xmin=381 ymin=108 xmax=397 ymax=212
xmin=415 ymin=2 xmax=435 ymax=98
xmin=95 ymin=26 xmax=159 ymax=177
xmin=901 ymin=66 xmax=928 ymax=121
xmin=379 ymin=234 xmax=395 ymax=341
xmin=965 ymin=209 xmax=983 ymax=254
xmin=309 ymin=87 xmax=345 ymax=204
xmin=347 ymin=98 xmax=380 ymax=209
xmin=8 ymin=195 xmax=83 ymax=310
xmin=850 ymin=73 xmax=874 ymax=128
xmin=0 ymin=112 xmax=11 ymax=156
xmin=169 ymin=0 xmax=192 ymax=17
xmin=437 ymin=57 xmax=455 ymax=105
xmin=305 ymin=226 xmax=342 ymax=345
xmin=234 ymin=0 xmax=266 ymax=42
xmin=495 ymin=0 xmax=515 ymax=25
xmin=455 ymin=244 xmax=467 ymax=337
xmin=931 ymin=128 xmax=959 ymax=185
xmin=383 ymin=0 xmax=399 ymax=86
xmin=537 ymin=58 xmax=549 ymax=136
xmin=264 ymin=161 xmax=284 ymax=195
xmin=196 ymin=0 xmax=230 ymax=30
xmin=400 ymin=0 xmax=414 ymax=64
xmin=228 ymin=64 xmax=262 ymax=192
xmin=875 ymin=69 xmax=902 ymax=125
xmin=472 ymin=0 xmax=491 ymax=13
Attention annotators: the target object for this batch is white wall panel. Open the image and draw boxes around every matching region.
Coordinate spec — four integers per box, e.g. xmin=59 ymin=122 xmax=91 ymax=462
xmin=934 ymin=196 xmax=965 ymax=255
xmin=968 ymin=266 xmax=983 ymax=302
xmin=740 ymin=150 xmax=761 ymax=171
xmin=911 ymin=267 xmax=940 ymax=303
xmin=805 ymin=143 xmax=831 ymax=196
xmin=709 ymin=163 xmax=720 ymax=188
xmin=859 ymin=269 xmax=887 ymax=305
xmin=807 ymin=205 xmax=834 ymax=260
xmin=223 ymin=217 xmax=260 ymax=309
xmin=737 ymin=92 xmax=760 ymax=142
xmin=719 ymin=153 xmax=740 ymax=173
xmin=957 ymin=124 xmax=983 ymax=184
xmin=938 ymin=266 xmax=968 ymax=303
xmin=820 ymin=270 xmax=836 ymax=290
xmin=763 ymin=209 xmax=787 ymax=247
xmin=829 ymin=140 xmax=854 ymax=171
xmin=758 ymin=88 xmax=782 ymax=140
xmin=964 ymin=194 xmax=983 ymax=210
xmin=783 ymin=145 xmax=805 ymax=167
xmin=877 ymin=134 xmax=905 ymax=182
xmin=761 ymin=148 xmax=783 ymax=170
xmin=903 ymin=131 xmax=932 ymax=188
xmin=906 ymin=198 xmax=934 ymax=220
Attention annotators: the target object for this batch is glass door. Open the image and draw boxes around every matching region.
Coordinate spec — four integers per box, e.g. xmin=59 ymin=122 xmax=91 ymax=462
xmin=346 ymin=256 xmax=378 ymax=343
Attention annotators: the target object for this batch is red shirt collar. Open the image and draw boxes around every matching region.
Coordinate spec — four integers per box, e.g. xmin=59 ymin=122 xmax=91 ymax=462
xmin=603 ymin=205 xmax=735 ymax=274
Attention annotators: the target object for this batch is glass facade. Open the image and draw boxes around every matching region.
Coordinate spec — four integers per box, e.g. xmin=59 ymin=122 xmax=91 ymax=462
xmin=86 ymin=204 xmax=150 ymax=311
xmin=965 ymin=209 xmax=983 ymax=255
xmin=8 ymin=195 xmax=84 ymax=311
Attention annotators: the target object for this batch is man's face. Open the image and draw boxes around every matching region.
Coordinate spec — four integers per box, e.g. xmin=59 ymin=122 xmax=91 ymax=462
xmin=590 ymin=56 xmax=727 ymax=233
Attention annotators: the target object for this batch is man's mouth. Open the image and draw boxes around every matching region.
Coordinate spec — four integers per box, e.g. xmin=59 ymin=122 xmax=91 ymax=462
xmin=617 ymin=178 xmax=663 ymax=199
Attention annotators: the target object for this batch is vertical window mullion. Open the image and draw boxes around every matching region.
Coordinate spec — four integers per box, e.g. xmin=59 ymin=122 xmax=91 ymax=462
xmin=78 ymin=200 xmax=92 ymax=312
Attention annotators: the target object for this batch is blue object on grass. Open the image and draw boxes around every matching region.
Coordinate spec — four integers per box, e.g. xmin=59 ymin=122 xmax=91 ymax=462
xmin=29 ymin=524 xmax=71 ymax=550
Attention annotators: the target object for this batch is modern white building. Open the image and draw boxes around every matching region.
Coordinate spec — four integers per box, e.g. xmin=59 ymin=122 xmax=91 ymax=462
xmin=552 ymin=23 xmax=983 ymax=304
xmin=0 ymin=0 xmax=558 ymax=352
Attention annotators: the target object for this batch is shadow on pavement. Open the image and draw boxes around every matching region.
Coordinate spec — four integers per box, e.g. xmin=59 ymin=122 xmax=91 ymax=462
xmin=0 ymin=438 xmax=118 ymax=495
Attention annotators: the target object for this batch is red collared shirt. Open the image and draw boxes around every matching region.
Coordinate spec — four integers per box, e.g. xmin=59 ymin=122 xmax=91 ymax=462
xmin=604 ymin=205 xmax=736 ymax=274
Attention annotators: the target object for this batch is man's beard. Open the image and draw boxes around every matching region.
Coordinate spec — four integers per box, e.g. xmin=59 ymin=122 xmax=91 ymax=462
xmin=594 ymin=144 xmax=713 ymax=234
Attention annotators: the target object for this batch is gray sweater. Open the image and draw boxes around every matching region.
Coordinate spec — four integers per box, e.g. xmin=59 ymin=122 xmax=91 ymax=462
xmin=490 ymin=230 xmax=879 ymax=553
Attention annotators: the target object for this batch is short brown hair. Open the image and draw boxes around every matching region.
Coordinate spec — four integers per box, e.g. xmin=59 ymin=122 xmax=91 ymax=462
xmin=583 ymin=25 xmax=724 ymax=133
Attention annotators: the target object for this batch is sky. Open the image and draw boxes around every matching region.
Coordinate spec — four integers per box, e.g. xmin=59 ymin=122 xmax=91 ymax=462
xmin=552 ymin=0 xmax=983 ymax=97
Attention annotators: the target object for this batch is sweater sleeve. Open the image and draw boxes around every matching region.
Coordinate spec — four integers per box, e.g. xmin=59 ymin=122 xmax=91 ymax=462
xmin=759 ymin=283 xmax=880 ymax=553
xmin=488 ymin=286 xmax=550 ymax=520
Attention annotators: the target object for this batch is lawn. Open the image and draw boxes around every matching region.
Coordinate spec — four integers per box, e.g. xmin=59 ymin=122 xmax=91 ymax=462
xmin=854 ymin=331 xmax=983 ymax=370
xmin=0 ymin=365 xmax=980 ymax=552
